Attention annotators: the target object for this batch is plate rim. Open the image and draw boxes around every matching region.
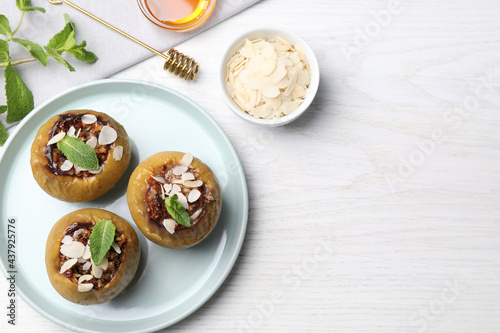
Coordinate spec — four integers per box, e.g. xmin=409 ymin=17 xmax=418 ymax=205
xmin=0 ymin=78 xmax=248 ymax=333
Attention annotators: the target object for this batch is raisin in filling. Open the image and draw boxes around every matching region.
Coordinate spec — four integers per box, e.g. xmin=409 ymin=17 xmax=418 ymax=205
xmin=45 ymin=113 xmax=112 ymax=177
xmin=144 ymin=163 xmax=214 ymax=231
xmin=58 ymin=222 xmax=126 ymax=290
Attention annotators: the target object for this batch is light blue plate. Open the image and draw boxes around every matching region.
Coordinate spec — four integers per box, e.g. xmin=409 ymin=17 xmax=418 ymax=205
xmin=0 ymin=79 xmax=248 ymax=332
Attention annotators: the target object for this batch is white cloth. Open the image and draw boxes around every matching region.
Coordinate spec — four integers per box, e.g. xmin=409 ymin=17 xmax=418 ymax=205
xmin=1 ymin=0 xmax=260 ymax=128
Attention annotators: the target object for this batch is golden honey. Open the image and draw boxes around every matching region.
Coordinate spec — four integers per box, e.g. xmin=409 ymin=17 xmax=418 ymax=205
xmin=139 ymin=0 xmax=215 ymax=31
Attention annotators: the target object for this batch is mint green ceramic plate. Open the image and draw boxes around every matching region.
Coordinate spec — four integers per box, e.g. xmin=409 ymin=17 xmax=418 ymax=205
xmin=0 ymin=79 xmax=248 ymax=332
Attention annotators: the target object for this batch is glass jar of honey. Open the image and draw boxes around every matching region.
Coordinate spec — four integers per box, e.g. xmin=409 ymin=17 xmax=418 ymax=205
xmin=137 ymin=0 xmax=216 ymax=32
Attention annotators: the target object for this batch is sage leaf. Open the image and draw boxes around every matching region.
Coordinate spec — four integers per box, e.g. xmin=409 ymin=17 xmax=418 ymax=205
xmin=12 ymin=38 xmax=47 ymax=65
xmin=0 ymin=122 xmax=7 ymax=146
xmin=0 ymin=39 xmax=9 ymax=64
xmin=4 ymin=63 xmax=34 ymax=123
xmin=164 ymin=194 xmax=191 ymax=227
xmin=0 ymin=106 xmax=7 ymax=114
xmin=56 ymin=136 xmax=99 ymax=170
xmin=45 ymin=46 xmax=75 ymax=72
xmin=0 ymin=15 xmax=12 ymax=40
xmin=89 ymin=219 xmax=116 ymax=266
xmin=16 ymin=0 xmax=46 ymax=13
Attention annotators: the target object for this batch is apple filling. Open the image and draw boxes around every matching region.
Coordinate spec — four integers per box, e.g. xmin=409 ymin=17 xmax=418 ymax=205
xmin=58 ymin=222 xmax=126 ymax=292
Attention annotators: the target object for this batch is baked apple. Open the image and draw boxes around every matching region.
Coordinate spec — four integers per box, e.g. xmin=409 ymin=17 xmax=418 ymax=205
xmin=45 ymin=208 xmax=140 ymax=305
xmin=127 ymin=151 xmax=222 ymax=249
xmin=30 ymin=110 xmax=131 ymax=202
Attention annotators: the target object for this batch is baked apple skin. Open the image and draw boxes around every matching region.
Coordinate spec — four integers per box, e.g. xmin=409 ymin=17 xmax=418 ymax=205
xmin=45 ymin=208 xmax=140 ymax=305
xmin=127 ymin=151 xmax=222 ymax=249
xmin=30 ymin=110 xmax=131 ymax=202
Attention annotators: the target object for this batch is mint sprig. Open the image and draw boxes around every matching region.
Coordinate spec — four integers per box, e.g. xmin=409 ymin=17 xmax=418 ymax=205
xmin=56 ymin=136 xmax=99 ymax=170
xmin=164 ymin=194 xmax=191 ymax=227
xmin=89 ymin=219 xmax=116 ymax=266
xmin=0 ymin=3 xmax=97 ymax=146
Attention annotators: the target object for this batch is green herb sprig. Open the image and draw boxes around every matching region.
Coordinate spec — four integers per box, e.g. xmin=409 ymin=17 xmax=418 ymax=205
xmin=165 ymin=194 xmax=191 ymax=227
xmin=0 ymin=1 xmax=98 ymax=145
xmin=56 ymin=135 xmax=99 ymax=170
xmin=89 ymin=219 xmax=116 ymax=266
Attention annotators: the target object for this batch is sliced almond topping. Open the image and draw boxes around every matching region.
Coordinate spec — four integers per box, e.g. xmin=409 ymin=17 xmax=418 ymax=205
xmin=190 ymin=209 xmax=202 ymax=221
xmin=61 ymin=235 xmax=73 ymax=245
xmin=73 ymin=229 xmax=84 ymax=238
xmin=188 ymin=189 xmax=201 ymax=203
xmin=78 ymin=283 xmax=93 ymax=292
xmin=78 ymin=257 xmax=87 ymax=263
xmin=88 ymin=166 xmax=103 ymax=175
xmin=182 ymin=172 xmax=195 ymax=181
xmin=171 ymin=179 xmax=184 ymax=184
xmin=47 ymin=132 xmax=66 ymax=145
xmin=172 ymin=165 xmax=188 ymax=175
xmin=163 ymin=218 xmax=177 ymax=234
xmin=175 ymin=192 xmax=189 ymax=209
xmin=60 ymin=160 xmax=74 ymax=172
xmin=82 ymin=244 xmax=91 ymax=260
xmin=82 ymin=261 xmax=91 ymax=271
xmin=184 ymin=180 xmax=203 ymax=188
xmin=111 ymin=242 xmax=121 ymax=254
xmin=170 ymin=184 xmax=181 ymax=195
xmin=163 ymin=183 xmax=172 ymax=194
xmin=113 ymin=145 xmax=123 ymax=161
xmin=81 ymin=114 xmax=97 ymax=124
xmin=75 ymin=128 xmax=82 ymax=139
xmin=160 ymin=184 xmax=166 ymax=199
xmin=99 ymin=257 xmax=108 ymax=270
xmin=152 ymin=176 xmax=166 ymax=183
xmin=59 ymin=258 xmax=78 ymax=274
xmin=60 ymin=242 xmax=85 ymax=258
xmin=67 ymin=126 xmax=76 ymax=138
xmin=180 ymin=153 xmax=194 ymax=167
xmin=86 ymin=136 xmax=97 ymax=149
xmin=98 ymin=125 xmax=118 ymax=145
xmin=78 ymin=274 xmax=93 ymax=284
xmin=92 ymin=262 xmax=103 ymax=279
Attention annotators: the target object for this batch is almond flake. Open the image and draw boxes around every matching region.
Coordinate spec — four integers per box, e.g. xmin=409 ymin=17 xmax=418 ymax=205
xmin=188 ymin=189 xmax=201 ymax=203
xmin=190 ymin=209 xmax=202 ymax=221
xmin=184 ymin=180 xmax=203 ymax=188
xmin=78 ymin=283 xmax=93 ymax=292
xmin=78 ymin=275 xmax=93 ymax=284
xmin=60 ymin=258 xmax=78 ymax=274
xmin=99 ymin=257 xmax=108 ymax=270
xmin=78 ymin=257 xmax=87 ymax=263
xmin=88 ymin=166 xmax=103 ymax=175
xmin=92 ymin=262 xmax=103 ymax=279
xmin=170 ymin=184 xmax=181 ymax=195
xmin=163 ymin=218 xmax=177 ymax=234
xmin=180 ymin=153 xmax=193 ymax=167
xmin=82 ymin=244 xmax=91 ymax=260
xmin=47 ymin=132 xmax=66 ymax=145
xmin=86 ymin=136 xmax=97 ymax=149
xmin=182 ymin=172 xmax=195 ymax=181
xmin=113 ymin=145 xmax=123 ymax=161
xmin=111 ymin=242 xmax=121 ymax=254
xmin=98 ymin=126 xmax=118 ymax=145
xmin=81 ymin=114 xmax=97 ymax=124
xmin=173 ymin=165 xmax=188 ymax=175
xmin=60 ymin=160 xmax=74 ymax=172
xmin=73 ymin=229 xmax=84 ymax=238
xmin=60 ymin=242 xmax=85 ymax=258
xmin=152 ymin=176 xmax=166 ymax=183
xmin=67 ymin=126 xmax=76 ymax=138
xmin=171 ymin=179 xmax=184 ymax=184
xmin=175 ymin=192 xmax=189 ymax=209
xmin=163 ymin=183 xmax=172 ymax=194
xmin=61 ymin=235 xmax=73 ymax=245
xmin=75 ymin=128 xmax=82 ymax=139
xmin=82 ymin=261 xmax=91 ymax=271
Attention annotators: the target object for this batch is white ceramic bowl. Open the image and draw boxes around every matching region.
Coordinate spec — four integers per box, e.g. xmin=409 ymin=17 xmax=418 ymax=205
xmin=219 ymin=26 xmax=320 ymax=127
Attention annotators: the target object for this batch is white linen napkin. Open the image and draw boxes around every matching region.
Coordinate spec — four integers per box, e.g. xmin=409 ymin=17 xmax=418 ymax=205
xmin=0 ymin=0 xmax=261 ymax=130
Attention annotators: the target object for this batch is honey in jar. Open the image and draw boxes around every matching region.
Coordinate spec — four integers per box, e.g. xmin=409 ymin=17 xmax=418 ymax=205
xmin=139 ymin=0 xmax=215 ymax=31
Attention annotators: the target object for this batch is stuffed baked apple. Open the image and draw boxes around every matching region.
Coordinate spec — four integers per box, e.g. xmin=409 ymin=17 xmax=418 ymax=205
xmin=30 ymin=110 xmax=131 ymax=202
xmin=127 ymin=151 xmax=222 ymax=249
xmin=45 ymin=208 xmax=140 ymax=305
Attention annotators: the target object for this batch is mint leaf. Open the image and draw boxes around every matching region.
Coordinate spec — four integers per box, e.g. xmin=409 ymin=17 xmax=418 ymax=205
xmin=56 ymin=136 xmax=99 ymax=169
xmin=66 ymin=41 xmax=98 ymax=63
xmin=0 ymin=106 xmax=7 ymax=114
xmin=5 ymin=63 xmax=34 ymax=123
xmin=0 ymin=122 xmax=7 ymax=146
xmin=46 ymin=14 xmax=75 ymax=52
xmin=0 ymin=15 xmax=12 ymax=40
xmin=164 ymin=194 xmax=191 ymax=227
xmin=45 ymin=46 xmax=75 ymax=72
xmin=16 ymin=0 xmax=46 ymax=13
xmin=0 ymin=39 xmax=10 ymax=64
xmin=12 ymin=38 xmax=47 ymax=66
xmin=89 ymin=219 xmax=116 ymax=266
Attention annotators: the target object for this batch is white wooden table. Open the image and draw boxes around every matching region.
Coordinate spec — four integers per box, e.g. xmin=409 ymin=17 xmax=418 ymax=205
xmin=2 ymin=0 xmax=500 ymax=332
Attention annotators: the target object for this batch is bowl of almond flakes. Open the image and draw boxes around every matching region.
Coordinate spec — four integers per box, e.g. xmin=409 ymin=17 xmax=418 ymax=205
xmin=219 ymin=26 xmax=320 ymax=126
